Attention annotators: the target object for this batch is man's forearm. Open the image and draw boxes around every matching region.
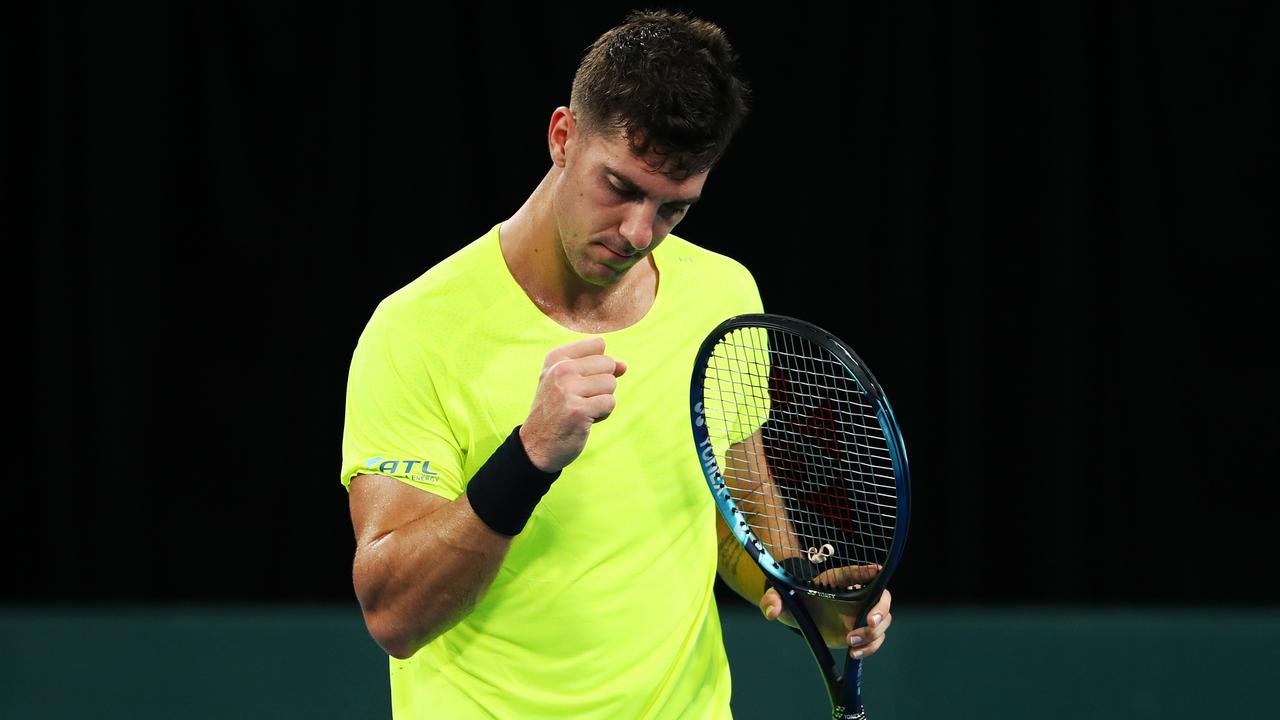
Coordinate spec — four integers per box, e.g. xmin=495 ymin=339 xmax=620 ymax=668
xmin=716 ymin=430 xmax=795 ymax=606
xmin=715 ymin=514 xmax=769 ymax=605
xmin=354 ymin=495 xmax=511 ymax=659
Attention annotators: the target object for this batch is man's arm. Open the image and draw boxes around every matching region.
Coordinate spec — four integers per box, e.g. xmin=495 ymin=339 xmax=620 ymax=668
xmin=712 ymin=431 xmax=895 ymax=657
xmin=713 ymin=429 xmax=787 ymax=606
xmin=348 ymin=337 xmax=626 ymax=659
xmin=714 ymin=509 xmax=770 ymax=603
xmin=350 ymin=474 xmax=512 ymax=659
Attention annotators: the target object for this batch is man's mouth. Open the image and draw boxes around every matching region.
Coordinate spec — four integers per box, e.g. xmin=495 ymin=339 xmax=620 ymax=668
xmin=600 ymin=244 xmax=636 ymax=259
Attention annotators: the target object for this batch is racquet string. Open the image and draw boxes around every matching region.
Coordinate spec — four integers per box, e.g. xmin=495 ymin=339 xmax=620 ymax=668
xmin=702 ymin=326 xmax=898 ymax=593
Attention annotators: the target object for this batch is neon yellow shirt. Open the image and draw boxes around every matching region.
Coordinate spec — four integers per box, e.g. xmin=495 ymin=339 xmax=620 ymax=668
xmin=341 ymin=224 xmax=763 ymax=719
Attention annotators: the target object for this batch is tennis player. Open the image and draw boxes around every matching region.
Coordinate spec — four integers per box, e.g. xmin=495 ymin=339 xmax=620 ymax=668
xmin=340 ymin=10 xmax=893 ymax=718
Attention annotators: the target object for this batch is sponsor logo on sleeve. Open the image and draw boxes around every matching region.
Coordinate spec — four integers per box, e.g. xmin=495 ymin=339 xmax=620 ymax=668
xmin=364 ymin=456 xmax=441 ymax=484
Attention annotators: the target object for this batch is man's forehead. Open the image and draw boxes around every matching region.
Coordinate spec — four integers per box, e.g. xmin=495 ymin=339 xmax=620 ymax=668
xmin=603 ymin=158 xmax=706 ymax=202
xmin=589 ymin=125 xmax=706 ymax=180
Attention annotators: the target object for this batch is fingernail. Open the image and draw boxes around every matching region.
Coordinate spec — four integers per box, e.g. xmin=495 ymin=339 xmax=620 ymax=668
xmin=872 ymin=613 xmax=882 ymax=626
xmin=852 ymin=650 xmax=864 ymax=659
xmin=848 ymin=635 xmax=863 ymax=647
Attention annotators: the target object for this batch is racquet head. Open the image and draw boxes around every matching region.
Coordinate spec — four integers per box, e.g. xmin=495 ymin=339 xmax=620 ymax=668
xmin=691 ymin=312 xmax=910 ymax=613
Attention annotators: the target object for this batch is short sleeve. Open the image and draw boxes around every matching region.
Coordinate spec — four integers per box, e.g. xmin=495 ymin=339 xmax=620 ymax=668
xmin=339 ymin=302 xmax=465 ymax=499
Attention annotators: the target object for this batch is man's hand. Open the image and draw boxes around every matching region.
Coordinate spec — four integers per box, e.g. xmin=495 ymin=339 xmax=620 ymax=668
xmin=758 ymin=565 xmax=893 ymax=659
xmin=520 ymin=337 xmax=627 ymax=473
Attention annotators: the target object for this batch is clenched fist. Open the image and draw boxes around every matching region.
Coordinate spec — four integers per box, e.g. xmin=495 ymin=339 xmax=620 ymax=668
xmin=519 ymin=337 xmax=627 ymax=473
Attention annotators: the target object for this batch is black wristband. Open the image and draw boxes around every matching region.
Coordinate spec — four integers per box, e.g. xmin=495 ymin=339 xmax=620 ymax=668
xmin=465 ymin=426 xmax=560 ymax=537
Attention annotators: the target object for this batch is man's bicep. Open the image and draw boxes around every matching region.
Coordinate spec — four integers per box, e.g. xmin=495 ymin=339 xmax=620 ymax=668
xmin=349 ymin=473 xmax=452 ymax=548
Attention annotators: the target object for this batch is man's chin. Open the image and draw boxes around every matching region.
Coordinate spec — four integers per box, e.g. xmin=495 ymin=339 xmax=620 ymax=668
xmin=581 ymin=268 xmax=627 ymax=287
xmin=575 ymin=259 xmax=635 ymax=287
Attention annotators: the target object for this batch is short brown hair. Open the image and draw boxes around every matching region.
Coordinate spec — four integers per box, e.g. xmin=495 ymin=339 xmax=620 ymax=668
xmin=570 ymin=10 xmax=751 ymax=178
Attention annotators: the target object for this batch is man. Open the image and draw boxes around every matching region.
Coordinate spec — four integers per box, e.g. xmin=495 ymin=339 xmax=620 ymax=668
xmin=340 ymin=10 xmax=893 ymax=718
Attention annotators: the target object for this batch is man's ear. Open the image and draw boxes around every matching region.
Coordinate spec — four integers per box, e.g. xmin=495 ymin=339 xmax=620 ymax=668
xmin=548 ymin=106 xmax=576 ymax=168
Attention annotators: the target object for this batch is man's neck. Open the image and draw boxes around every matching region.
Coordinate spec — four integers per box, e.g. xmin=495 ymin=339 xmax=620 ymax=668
xmin=499 ymin=169 xmax=657 ymax=333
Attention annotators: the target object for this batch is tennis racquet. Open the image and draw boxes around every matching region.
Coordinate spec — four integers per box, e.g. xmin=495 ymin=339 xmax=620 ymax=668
xmin=690 ymin=313 xmax=911 ymax=720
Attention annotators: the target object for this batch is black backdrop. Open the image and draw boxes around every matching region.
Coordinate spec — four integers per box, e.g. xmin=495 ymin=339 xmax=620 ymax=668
xmin=9 ymin=2 xmax=1276 ymax=606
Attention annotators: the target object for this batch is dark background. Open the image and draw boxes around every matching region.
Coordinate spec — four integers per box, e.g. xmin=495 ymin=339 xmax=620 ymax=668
xmin=8 ymin=1 xmax=1277 ymax=609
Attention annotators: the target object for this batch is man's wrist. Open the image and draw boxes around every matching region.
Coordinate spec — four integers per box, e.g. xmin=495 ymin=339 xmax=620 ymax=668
xmin=466 ymin=425 xmax=561 ymax=536
xmin=516 ymin=424 xmax=556 ymax=473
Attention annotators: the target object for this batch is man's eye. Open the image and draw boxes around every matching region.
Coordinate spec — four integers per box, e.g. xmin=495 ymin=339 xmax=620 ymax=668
xmin=660 ymin=205 xmax=688 ymax=219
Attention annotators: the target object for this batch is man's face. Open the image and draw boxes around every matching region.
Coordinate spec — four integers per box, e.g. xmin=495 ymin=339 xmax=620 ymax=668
xmin=552 ymin=124 xmax=708 ymax=287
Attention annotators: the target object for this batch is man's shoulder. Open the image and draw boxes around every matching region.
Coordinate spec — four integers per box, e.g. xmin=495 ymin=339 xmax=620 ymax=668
xmin=358 ymin=224 xmax=506 ymax=340
xmin=660 ymin=233 xmax=755 ymax=281
xmin=657 ymin=233 xmax=762 ymax=316
xmin=373 ymin=225 xmax=503 ymax=325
